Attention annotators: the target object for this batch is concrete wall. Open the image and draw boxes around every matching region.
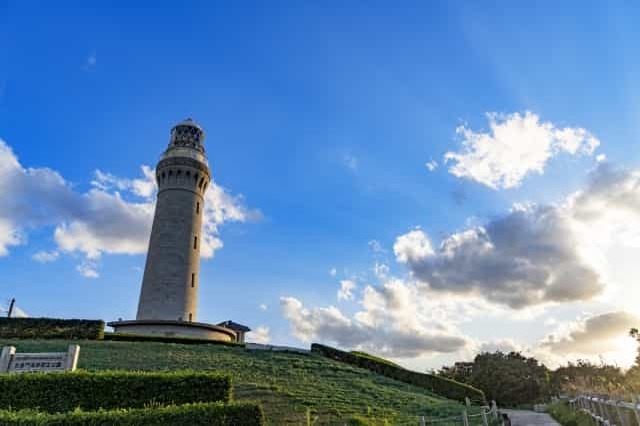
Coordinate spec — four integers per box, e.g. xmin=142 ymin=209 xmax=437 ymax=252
xmin=136 ymin=156 xmax=210 ymax=322
xmin=113 ymin=323 xmax=234 ymax=341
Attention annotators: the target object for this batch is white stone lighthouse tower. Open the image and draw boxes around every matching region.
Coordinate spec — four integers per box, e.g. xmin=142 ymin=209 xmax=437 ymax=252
xmin=137 ymin=118 xmax=209 ymax=323
xmin=109 ymin=119 xmax=236 ymax=341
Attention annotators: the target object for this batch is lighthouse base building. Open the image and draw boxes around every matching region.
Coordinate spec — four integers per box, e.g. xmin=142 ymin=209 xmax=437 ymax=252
xmin=109 ymin=119 xmax=246 ymax=342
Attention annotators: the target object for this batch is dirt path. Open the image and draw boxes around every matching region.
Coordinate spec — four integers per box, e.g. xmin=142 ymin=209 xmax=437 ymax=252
xmin=500 ymin=409 xmax=559 ymax=426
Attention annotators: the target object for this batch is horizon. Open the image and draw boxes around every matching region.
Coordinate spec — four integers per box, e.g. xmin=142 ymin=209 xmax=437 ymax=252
xmin=2 ymin=1 xmax=640 ymax=372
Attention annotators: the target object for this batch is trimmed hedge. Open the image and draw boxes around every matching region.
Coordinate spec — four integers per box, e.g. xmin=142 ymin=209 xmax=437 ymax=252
xmin=311 ymin=343 xmax=485 ymax=404
xmin=0 ymin=371 xmax=231 ymax=413
xmin=350 ymin=351 xmax=401 ymax=368
xmin=103 ymin=332 xmax=245 ymax=347
xmin=0 ymin=402 xmax=265 ymax=425
xmin=0 ymin=318 xmax=104 ymax=340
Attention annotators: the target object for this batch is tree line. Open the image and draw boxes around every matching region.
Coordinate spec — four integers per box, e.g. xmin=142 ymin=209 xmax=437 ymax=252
xmin=437 ymin=329 xmax=640 ymax=407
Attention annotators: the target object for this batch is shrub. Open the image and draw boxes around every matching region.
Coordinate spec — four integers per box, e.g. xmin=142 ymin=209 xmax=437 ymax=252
xmin=0 ymin=318 xmax=104 ymax=340
xmin=0 ymin=402 xmax=264 ymax=425
xmin=103 ymin=332 xmax=245 ymax=347
xmin=547 ymin=401 xmax=595 ymax=426
xmin=311 ymin=343 xmax=485 ymax=404
xmin=0 ymin=371 xmax=232 ymax=413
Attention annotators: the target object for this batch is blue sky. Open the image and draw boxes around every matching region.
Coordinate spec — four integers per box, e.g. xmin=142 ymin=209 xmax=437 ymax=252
xmin=3 ymin=1 xmax=640 ymax=369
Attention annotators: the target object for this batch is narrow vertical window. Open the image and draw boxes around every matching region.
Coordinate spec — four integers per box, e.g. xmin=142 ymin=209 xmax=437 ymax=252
xmin=193 ymin=236 xmax=198 ymax=250
xmin=196 ymin=202 xmax=200 ymax=214
xmin=189 ymin=313 xmax=193 ymax=322
xmin=191 ymin=273 xmax=195 ymax=288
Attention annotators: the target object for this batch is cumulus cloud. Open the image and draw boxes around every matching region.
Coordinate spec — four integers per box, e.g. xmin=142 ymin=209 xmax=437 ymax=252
xmin=329 ymin=267 xmax=337 ymax=277
xmin=444 ymin=112 xmax=599 ymax=189
xmin=281 ymin=278 xmax=469 ymax=358
xmin=247 ymin=326 xmax=271 ymax=344
xmin=393 ymin=204 xmax=604 ymax=308
xmin=541 ymin=311 xmax=639 ymax=355
xmin=259 ymin=303 xmax=268 ymax=311
xmin=337 ymin=280 xmax=357 ymax=301
xmin=478 ymin=339 xmax=524 ymax=354
xmin=0 ymin=138 xmax=256 ymax=276
xmin=32 ymin=250 xmax=59 ymax=263
xmin=425 ymin=160 xmax=438 ymax=171
xmin=372 ymin=262 xmax=390 ymax=280
xmin=76 ymin=261 xmax=99 ymax=279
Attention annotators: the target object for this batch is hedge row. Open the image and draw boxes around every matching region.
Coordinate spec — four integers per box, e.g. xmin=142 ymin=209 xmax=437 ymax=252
xmin=0 ymin=402 xmax=264 ymax=425
xmin=311 ymin=343 xmax=485 ymax=404
xmin=103 ymin=332 xmax=245 ymax=347
xmin=0 ymin=318 xmax=104 ymax=340
xmin=0 ymin=371 xmax=231 ymax=413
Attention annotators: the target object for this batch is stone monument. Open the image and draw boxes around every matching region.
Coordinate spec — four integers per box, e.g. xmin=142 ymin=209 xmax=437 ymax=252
xmin=109 ymin=119 xmax=235 ymax=342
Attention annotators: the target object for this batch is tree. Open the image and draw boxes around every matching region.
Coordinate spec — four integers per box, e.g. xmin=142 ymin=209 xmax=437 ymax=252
xmin=440 ymin=351 xmax=551 ymax=407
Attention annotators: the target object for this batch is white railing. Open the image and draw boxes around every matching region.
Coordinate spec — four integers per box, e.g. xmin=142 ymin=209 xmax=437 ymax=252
xmin=571 ymin=395 xmax=640 ymax=426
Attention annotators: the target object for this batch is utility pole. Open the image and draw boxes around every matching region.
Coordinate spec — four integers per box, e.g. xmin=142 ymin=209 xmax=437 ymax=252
xmin=7 ymin=298 xmax=15 ymax=318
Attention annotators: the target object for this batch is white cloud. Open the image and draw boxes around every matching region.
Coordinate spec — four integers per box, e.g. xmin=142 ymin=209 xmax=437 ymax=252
xmin=444 ymin=112 xmax=599 ymax=189
xmin=368 ymin=239 xmax=385 ymax=253
xmin=32 ymin=250 xmax=59 ymax=263
xmin=478 ymin=338 xmax=524 ymax=354
xmin=393 ymin=228 xmax=435 ymax=264
xmin=0 ymin=304 xmax=28 ymax=318
xmin=425 ymin=160 xmax=438 ymax=171
xmin=76 ymin=261 xmax=99 ymax=279
xmin=541 ymin=311 xmax=639 ymax=355
xmin=281 ymin=277 xmax=470 ymax=358
xmin=247 ymin=326 xmax=271 ymax=344
xmin=0 ymin=219 xmax=22 ymax=256
xmin=337 ymin=279 xmax=357 ymax=301
xmin=329 ymin=267 xmax=337 ymax=277
xmin=394 ymin=161 xmax=640 ymax=310
xmin=259 ymin=303 xmax=268 ymax=311
xmin=0 ymin=138 xmax=256 ymax=277
xmin=372 ymin=261 xmax=390 ymax=280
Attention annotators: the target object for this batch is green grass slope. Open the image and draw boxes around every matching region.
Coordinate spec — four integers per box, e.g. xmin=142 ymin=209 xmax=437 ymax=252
xmin=0 ymin=339 xmax=469 ymax=425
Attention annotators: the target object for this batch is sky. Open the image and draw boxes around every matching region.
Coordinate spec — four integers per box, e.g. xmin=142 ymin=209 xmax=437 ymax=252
xmin=2 ymin=1 xmax=640 ymax=371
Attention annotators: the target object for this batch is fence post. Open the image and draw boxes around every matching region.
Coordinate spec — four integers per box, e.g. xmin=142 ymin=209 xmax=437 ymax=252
xmin=0 ymin=346 xmax=15 ymax=372
xmin=631 ymin=395 xmax=640 ymax=426
xmin=614 ymin=400 xmax=627 ymax=426
xmin=65 ymin=344 xmax=80 ymax=371
xmin=481 ymin=408 xmax=489 ymax=426
xmin=491 ymin=400 xmax=498 ymax=419
xmin=462 ymin=410 xmax=469 ymax=426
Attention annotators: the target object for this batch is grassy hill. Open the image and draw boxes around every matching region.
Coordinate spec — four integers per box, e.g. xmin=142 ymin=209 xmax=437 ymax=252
xmin=0 ymin=339 xmax=472 ymax=425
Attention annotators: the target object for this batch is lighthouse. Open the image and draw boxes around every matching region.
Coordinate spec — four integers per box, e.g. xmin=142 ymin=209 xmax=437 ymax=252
xmin=109 ymin=119 xmax=236 ymax=341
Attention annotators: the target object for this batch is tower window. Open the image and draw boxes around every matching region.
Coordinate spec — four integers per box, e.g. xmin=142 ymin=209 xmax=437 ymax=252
xmin=193 ymin=236 xmax=198 ymax=250
xmin=196 ymin=202 xmax=200 ymax=214
xmin=189 ymin=313 xmax=193 ymax=322
xmin=191 ymin=273 xmax=195 ymax=287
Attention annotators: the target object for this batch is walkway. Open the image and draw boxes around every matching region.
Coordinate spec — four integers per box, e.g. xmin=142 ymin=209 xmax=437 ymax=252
xmin=500 ymin=409 xmax=559 ymax=426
